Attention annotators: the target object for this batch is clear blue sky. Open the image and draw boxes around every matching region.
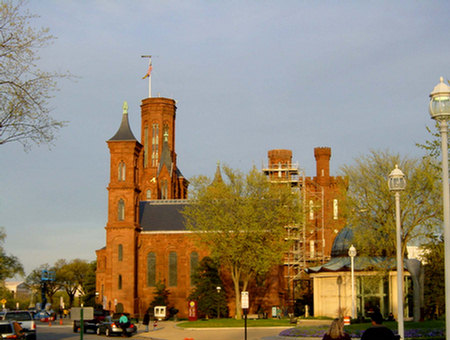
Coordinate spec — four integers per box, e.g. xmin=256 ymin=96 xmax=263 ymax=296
xmin=1 ymin=1 xmax=449 ymax=275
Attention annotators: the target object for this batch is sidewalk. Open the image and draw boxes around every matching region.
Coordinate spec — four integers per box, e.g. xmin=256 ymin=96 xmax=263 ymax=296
xmin=132 ymin=320 xmax=318 ymax=340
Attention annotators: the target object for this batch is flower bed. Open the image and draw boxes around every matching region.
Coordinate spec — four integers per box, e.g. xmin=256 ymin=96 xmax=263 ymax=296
xmin=279 ymin=326 xmax=445 ymax=339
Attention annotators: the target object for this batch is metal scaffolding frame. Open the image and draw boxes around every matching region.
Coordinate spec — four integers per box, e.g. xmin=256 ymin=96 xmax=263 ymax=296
xmin=262 ymin=161 xmax=328 ymax=307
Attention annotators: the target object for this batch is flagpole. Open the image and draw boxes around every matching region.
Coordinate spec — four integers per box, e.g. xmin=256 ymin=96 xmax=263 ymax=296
xmin=148 ymin=57 xmax=152 ymax=98
xmin=141 ymin=55 xmax=152 ymax=98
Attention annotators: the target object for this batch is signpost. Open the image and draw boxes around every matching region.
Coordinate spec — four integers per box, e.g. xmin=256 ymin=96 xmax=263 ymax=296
xmin=241 ymin=291 xmax=249 ymax=340
xmin=71 ymin=306 xmax=93 ymax=340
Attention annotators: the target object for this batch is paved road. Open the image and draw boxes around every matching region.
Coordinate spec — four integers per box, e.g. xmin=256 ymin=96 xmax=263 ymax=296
xmin=135 ymin=321 xmax=290 ymax=340
xmin=36 ymin=320 xmax=296 ymax=340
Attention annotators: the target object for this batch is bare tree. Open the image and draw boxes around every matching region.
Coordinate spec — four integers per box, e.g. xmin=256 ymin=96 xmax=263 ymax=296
xmin=0 ymin=0 xmax=69 ymax=150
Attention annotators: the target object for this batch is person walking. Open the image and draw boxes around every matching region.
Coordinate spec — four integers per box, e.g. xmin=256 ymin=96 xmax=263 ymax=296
xmin=142 ymin=309 xmax=150 ymax=332
xmin=361 ymin=310 xmax=396 ymax=340
xmin=322 ymin=318 xmax=351 ymax=340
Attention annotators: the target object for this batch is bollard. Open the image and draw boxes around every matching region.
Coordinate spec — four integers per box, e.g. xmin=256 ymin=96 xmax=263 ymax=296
xmin=343 ymin=316 xmax=350 ymax=325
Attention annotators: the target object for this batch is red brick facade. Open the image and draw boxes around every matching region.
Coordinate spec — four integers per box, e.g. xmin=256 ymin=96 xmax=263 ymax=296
xmin=96 ymin=97 xmax=346 ymax=318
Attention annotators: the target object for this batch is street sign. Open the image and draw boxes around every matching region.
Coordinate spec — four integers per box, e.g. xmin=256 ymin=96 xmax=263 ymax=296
xmin=71 ymin=307 xmax=94 ymax=321
xmin=241 ymin=291 xmax=249 ymax=309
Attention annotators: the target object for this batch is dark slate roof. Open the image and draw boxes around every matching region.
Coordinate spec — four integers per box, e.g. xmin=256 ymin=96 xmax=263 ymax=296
xmin=109 ymin=112 xmax=137 ymax=141
xmin=139 ymin=201 xmax=189 ymax=231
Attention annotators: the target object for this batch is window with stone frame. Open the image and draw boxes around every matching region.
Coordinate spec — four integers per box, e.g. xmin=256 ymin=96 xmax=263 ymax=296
xmin=118 ymin=161 xmax=126 ymax=181
xmin=190 ymin=252 xmax=199 ymax=286
xmin=152 ymin=123 xmax=159 ymax=166
xmin=118 ymin=244 xmax=123 ymax=261
xmin=147 ymin=252 xmax=156 ymax=287
xmin=169 ymin=251 xmax=177 ymax=287
xmin=118 ymin=199 xmax=125 ymax=221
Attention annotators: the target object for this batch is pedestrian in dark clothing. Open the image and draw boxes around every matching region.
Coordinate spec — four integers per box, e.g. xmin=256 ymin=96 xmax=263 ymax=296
xmin=142 ymin=309 xmax=150 ymax=332
xmin=322 ymin=318 xmax=351 ymax=340
xmin=361 ymin=310 xmax=396 ymax=340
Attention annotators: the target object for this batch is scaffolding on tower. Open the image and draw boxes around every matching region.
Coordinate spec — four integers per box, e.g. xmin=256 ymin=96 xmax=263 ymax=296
xmin=262 ymin=159 xmax=328 ymax=309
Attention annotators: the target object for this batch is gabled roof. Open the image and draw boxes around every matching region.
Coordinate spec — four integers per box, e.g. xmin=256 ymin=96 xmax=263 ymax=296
xmin=109 ymin=102 xmax=138 ymax=141
xmin=139 ymin=201 xmax=189 ymax=231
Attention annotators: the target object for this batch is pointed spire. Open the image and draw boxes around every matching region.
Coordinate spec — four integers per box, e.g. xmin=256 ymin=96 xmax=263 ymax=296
xmin=158 ymin=131 xmax=173 ymax=176
xmin=109 ymin=101 xmax=137 ymax=141
xmin=212 ymin=161 xmax=223 ymax=184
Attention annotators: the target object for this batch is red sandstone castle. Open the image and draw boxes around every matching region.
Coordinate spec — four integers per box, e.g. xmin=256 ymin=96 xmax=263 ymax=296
xmin=95 ymin=95 xmax=346 ymax=318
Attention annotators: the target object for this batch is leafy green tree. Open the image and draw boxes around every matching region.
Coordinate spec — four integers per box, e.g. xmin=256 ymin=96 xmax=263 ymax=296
xmin=25 ymin=263 xmax=60 ymax=308
xmin=188 ymin=257 xmax=227 ymax=318
xmin=183 ymin=165 xmax=300 ymax=319
xmin=81 ymin=261 xmax=97 ymax=307
xmin=340 ymin=150 xmax=441 ymax=261
xmin=422 ymin=235 xmax=444 ymax=319
xmin=0 ymin=227 xmax=23 ymax=280
xmin=57 ymin=259 xmax=92 ymax=307
xmin=147 ymin=281 xmax=170 ymax=317
xmin=0 ymin=0 xmax=70 ymax=149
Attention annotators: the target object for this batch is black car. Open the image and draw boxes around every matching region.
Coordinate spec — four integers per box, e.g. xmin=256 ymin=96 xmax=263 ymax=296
xmin=73 ymin=309 xmax=110 ymax=333
xmin=96 ymin=313 xmax=137 ymax=337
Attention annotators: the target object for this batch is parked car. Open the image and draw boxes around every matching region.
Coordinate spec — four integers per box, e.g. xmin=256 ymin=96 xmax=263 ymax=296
xmin=3 ymin=310 xmax=36 ymax=340
xmin=73 ymin=309 xmax=110 ymax=333
xmin=96 ymin=313 xmax=137 ymax=337
xmin=0 ymin=320 xmax=26 ymax=339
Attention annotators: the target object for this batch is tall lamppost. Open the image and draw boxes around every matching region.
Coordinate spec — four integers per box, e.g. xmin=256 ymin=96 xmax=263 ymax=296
xmin=216 ymin=286 xmax=222 ymax=319
xmin=389 ymin=165 xmax=406 ymax=340
xmin=348 ymin=245 xmax=357 ymax=319
xmin=429 ymin=77 xmax=450 ymax=338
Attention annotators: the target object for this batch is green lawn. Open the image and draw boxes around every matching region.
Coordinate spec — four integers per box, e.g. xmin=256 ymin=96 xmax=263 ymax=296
xmin=177 ymin=318 xmax=445 ymax=339
xmin=177 ymin=318 xmax=292 ymax=328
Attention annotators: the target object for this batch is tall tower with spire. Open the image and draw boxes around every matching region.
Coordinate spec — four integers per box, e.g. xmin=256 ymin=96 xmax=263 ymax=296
xmin=100 ymin=102 xmax=142 ymax=314
xmin=96 ymin=94 xmax=190 ymax=315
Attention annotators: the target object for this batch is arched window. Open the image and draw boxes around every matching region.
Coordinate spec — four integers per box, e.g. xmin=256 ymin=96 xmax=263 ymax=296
xmin=118 ymin=199 xmax=125 ymax=221
xmin=190 ymin=252 xmax=199 ymax=286
xmin=118 ymin=244 xmax=123 ymax=262
xmin=144 ymin=126 xmax=149 ymax=168
xmin=169 ymin=252 xmax=177 ymax=287
xmin=146 ymin=189 xmax=151 ymax=200
xmin=147 ymin=252 xmax=156 ymax=287
xmin=333 ymin=199 xmax=339 ymax=220
xmin=161 ymin=180 xmax=168 ymax=200
xmin=118 ymin=275 xmax=122 ymax=290
xmin=152 ymin=123 xmax=159 ymax=166
xmin=118 ymin=161 xmax=126 ymax=181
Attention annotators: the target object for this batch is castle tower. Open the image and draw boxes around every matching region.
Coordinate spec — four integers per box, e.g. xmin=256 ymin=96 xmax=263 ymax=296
xmin=101 ymin=102 xmax=142 ymax=314
xmin=314 ymin=147 xmax=331 ymax=186
xmin=139 ymin=97 xmax=188 ymax=200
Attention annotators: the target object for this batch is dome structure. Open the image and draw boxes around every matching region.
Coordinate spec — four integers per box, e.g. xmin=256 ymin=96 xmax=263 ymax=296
xmin=330 ymin=227 xmax=353 ymax=257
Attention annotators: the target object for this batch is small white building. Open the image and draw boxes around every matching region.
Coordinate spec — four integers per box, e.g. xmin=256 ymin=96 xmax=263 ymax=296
xmin=4 ymin=281 xmax=31 ymax=299
xmin=306 ymin=228 xmax=421 ymax=320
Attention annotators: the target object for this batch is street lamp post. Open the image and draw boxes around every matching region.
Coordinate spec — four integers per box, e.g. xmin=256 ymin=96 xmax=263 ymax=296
xmin=429 ymin=77 xmax=450 ymax=339
xmin=389 ymin=165 xmax=406 ymax=340
xmin=216 ymin=286 xmax=221 ymax=319
xmin=348 ymin=245 xmax=357 ymax=319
